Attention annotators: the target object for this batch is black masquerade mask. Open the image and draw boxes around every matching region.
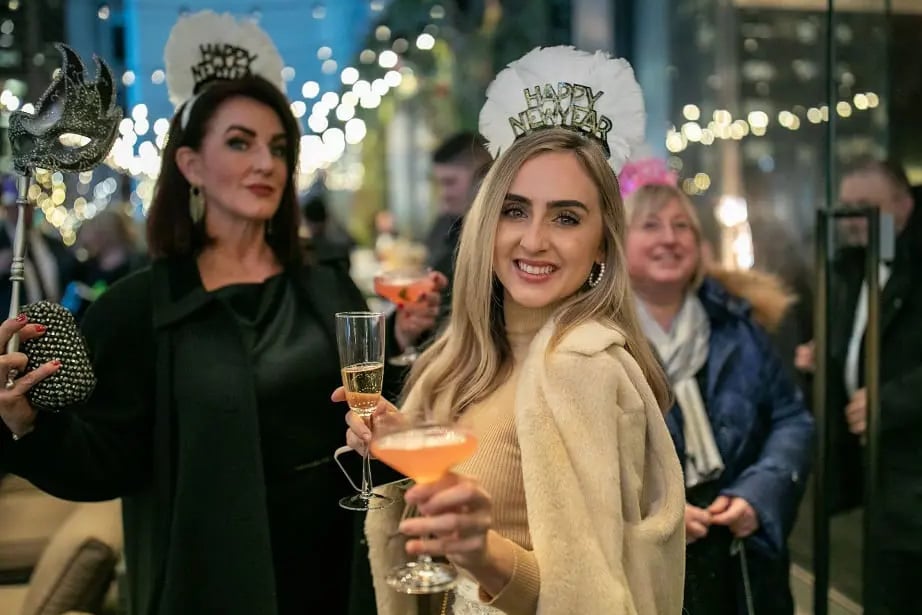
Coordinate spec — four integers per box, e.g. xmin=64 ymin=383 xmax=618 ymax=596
xmin=8 ymin=43 xmax=122 ymax=174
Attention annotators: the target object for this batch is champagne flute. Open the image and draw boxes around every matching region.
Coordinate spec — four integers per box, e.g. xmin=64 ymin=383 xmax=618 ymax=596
xmin=336 ymin=311 xmax=394 ymax=511
xmin=373 ymin=267 xmax=435 ymax=366
xmin=370 ymin=415 xmax=478 ymax=593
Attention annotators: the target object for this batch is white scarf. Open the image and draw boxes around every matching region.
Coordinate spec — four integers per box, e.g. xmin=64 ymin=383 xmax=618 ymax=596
xmin=636 ymin=294 xmax=723 ymax=487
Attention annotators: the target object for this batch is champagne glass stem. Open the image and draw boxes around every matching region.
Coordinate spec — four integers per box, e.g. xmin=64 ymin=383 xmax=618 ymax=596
xmin=359 ymin=447 xmax=374 ymax=500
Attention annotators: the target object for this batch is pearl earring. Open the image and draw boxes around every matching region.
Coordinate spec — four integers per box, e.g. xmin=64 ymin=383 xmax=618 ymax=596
xmin=588 ymin=262 xmax=606 ymax=288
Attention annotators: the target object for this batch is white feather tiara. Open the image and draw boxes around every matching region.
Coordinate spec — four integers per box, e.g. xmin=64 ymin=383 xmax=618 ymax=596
xmin=478 ymin=46 xmax=645 ymax=174
xmin=164 ymin=10 xmax=285 ymax=121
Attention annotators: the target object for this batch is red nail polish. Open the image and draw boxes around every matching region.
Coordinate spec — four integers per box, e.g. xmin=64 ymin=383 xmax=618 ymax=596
xmin=52 ymin=359 xmax=62 ymax=367
xmin=15 ymin=314 xmax=27 ymax=323
xmin=397 ymin=304 xmax=404 ymax=311
xmin=34 ymin=324 xmax=46 ymax=333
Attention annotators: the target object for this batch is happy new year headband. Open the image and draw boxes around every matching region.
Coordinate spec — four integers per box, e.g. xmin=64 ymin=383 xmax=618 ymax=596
xmin=478 ymin=46 xmax=646 ymax=174
xmin=164 ymin=10 xmax=286 ymax=128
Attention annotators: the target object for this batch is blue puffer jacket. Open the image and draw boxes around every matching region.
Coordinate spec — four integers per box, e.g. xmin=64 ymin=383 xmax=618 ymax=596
xmin=666 ymin=273 xmax=815 ymax=560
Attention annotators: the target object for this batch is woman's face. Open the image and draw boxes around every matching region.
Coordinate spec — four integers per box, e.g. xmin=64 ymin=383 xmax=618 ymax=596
xmin=178 ymin=96 xmax=289 ymax=227
xmin=492 ymin=151 xmax=604 ymax=309
xmin=625 ymin=197 xmax=700 ymax=295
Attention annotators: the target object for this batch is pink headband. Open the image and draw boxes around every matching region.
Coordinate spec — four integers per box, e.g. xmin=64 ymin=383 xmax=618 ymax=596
xmin=617 ymin=158 xmax=678 ymax=198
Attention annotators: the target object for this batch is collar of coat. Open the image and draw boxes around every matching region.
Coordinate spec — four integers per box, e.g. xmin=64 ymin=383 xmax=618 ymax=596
xmin=147 ymin=254 xmax=348 ymax=336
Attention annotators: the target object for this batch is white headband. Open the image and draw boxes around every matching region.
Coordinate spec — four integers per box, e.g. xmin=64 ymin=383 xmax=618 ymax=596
xmin=478 ymin=46 xmax=646 ymax=174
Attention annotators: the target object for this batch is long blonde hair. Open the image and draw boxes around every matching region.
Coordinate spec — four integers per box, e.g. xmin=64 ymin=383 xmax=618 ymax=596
xmin=406 ymin=128 xmax=671 ymax=415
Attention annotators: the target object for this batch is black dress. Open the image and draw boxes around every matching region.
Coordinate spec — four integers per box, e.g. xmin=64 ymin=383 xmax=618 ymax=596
xmin=215 ymin=275 xmax=356 ymax=615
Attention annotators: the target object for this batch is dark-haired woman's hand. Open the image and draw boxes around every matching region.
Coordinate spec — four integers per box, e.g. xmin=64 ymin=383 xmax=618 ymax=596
xmin=394 ymin=271 xmax=448 ymax=350
xmin=0 ymin=316 xmax=61 ymax=438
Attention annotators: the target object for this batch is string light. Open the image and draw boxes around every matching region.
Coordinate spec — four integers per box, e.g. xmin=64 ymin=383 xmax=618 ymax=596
xmin=668 ymin=92 xmax=879 ymax=150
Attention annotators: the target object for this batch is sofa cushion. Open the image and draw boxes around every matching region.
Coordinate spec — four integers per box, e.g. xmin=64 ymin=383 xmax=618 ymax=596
xmin=0 ymin=477 xmax=77 ymax=577
xmin=20 ymin=500 xmax=122 ymax=615
xmin=0 ymin=584 xmax=29 ymax=615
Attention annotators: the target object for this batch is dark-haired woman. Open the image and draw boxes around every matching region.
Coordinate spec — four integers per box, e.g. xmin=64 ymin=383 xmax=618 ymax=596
xmin=0 ymin=75 xmax=442 ymax=615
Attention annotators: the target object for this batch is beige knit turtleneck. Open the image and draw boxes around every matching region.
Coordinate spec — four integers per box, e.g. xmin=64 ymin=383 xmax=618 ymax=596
xmin=455 ymin=298 xmax=557 ymax=547
xmin=445 ymin=298 xmax=558 ymax=612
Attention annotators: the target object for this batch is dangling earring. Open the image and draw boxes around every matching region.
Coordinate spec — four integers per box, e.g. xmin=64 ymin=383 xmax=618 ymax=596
xmin=265 ymin=217 xmax=274 ymax=236
xmin=588 ymin=262 xmax=606 ymax=288
xmin=189 ymin=185 xmax=205 ymax=223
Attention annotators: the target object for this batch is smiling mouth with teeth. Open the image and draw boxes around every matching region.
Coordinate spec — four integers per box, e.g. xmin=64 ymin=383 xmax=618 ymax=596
xmin=516 ymin=260 xmax=556 ymax=276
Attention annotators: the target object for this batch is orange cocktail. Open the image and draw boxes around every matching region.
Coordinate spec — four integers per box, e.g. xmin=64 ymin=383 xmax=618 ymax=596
xmin=373 ymin=270 xmax=433 ymax=306
xmin=370 ymin=425 xmax=477 ymax=484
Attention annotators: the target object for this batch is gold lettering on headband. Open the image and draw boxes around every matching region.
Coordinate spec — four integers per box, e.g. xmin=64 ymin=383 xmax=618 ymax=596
xmin=508 ymin=81 xmax=612 ymax=153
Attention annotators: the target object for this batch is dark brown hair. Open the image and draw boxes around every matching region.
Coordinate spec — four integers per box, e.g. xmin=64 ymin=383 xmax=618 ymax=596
xmin=432 ymin=131 xmax=491 ymax=168
xmin=146 ymin=76 xmax=302 ymax=267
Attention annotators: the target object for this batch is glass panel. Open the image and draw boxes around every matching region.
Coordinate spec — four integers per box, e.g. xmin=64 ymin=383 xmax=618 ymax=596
xmin=632 ymin=0 xmax=915 ymax=611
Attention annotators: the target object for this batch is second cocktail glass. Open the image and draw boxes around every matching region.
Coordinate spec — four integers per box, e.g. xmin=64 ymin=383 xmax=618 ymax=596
xmin=373 ymin=268 xmax=434 ymax=367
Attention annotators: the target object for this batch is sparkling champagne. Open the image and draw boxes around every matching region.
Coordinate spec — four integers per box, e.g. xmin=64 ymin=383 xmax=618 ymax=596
xmin=341 ymin=361 xmax=384 ymax=417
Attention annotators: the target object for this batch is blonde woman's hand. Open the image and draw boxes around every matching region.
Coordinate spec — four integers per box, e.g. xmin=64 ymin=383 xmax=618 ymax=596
xmin=394 ymin=271 xmax=448 ymax=350
xmin=400 ymin=472 xmax=494 ymax=571
xmin=0 ymin=316 xmax=61 ymax=438
xmin=331 ymin=386 xmax=400 ymax=455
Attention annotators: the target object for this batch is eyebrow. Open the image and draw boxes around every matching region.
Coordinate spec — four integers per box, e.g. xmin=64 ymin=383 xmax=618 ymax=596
xmin=505 ymin=193 xmax=589 ymax=212
xmin=224 ymin=125 xmax=287 ymax=142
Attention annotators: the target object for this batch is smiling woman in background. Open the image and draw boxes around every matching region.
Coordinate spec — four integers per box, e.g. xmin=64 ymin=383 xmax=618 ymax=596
xmin=624 ymin=182 xmax=814 ymax=615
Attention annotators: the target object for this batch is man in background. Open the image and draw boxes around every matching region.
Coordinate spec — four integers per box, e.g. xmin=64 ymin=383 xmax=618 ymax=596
xmin=795 ymin=158 xmax=922 ymax=615
xmin=425 ymin=132 xmax=491 ymax=278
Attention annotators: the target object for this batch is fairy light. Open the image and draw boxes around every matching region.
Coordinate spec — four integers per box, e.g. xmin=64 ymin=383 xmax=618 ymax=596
xmin=378 ymin=50 xmax=398 ymax=69
xmin=341 ymin=67 xmax=359 ymax=85
xmin=308 ymin=114 xmax=328 ymax=133
xmin=302 ymin=81 xmax=320 ymax=99
xmin=384 ymin=70 xmax=402 ymax=88
xmin=335 ymin=104 xmax=355 ymax=121
xmin=416 ymin=34 xmax=435 ymax=50
xmin=352 ymin=80 xmax=371 ymax=97
xmin=371 ymin=78 xmax=388 ymax=97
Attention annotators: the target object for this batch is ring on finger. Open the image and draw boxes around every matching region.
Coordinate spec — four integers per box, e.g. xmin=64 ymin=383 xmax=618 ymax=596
xmin=5 ymin=371 xmax=16 ymax=390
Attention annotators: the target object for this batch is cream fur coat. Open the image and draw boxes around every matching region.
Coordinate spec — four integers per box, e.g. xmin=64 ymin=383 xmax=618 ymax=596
xmin=366 ymin=317 xmax=686 ymax=614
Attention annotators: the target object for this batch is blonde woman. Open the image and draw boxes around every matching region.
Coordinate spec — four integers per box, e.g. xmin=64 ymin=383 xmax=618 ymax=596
xmin=624 ymin=182 xmax=814 ymax=615
xmin=342 ymin=125 xmax=685 ymax=615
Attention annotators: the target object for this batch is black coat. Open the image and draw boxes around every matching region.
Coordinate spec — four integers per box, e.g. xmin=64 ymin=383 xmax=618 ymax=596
xmin=826 ymin=203 xmax=922 ymax=550
xmin=0 ymin=255 xmax=401 ymax=615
